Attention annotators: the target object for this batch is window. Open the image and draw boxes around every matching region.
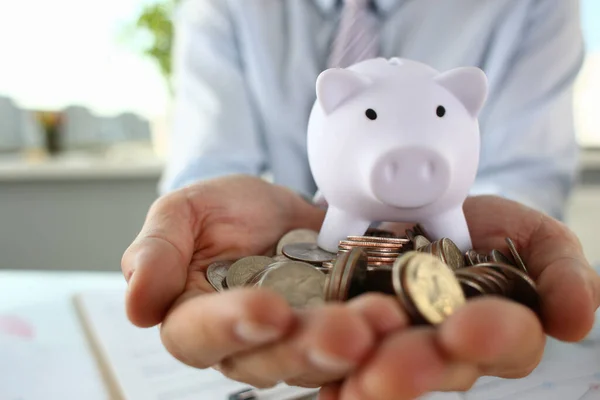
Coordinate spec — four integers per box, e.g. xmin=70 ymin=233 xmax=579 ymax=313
xmin=0 ymin=0 xmax=170 ymax=155
xmin=0 ymin=0 xmax=598 ymax=155
xmin=575 ymin=0 xmax=600 ymax=148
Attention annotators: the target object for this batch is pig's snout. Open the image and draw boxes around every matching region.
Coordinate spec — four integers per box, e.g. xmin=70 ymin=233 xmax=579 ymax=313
xmin=370 ymin=147 xmax=451 ymax=208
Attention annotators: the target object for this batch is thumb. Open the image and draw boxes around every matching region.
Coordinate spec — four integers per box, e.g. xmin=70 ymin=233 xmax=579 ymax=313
xmin=121 ymin=191 xmax=196 ymax=327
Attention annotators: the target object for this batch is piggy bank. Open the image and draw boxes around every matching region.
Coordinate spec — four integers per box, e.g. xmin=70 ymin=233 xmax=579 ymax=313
xmin=307 ymin=57 xmax=488 ymax=253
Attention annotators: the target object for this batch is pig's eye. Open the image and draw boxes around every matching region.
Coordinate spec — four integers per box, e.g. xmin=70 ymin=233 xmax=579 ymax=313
xmin=436 ymin=106 xmax=446 ymax=118
xmin=365 ymin=109 xmax=378 ymax=120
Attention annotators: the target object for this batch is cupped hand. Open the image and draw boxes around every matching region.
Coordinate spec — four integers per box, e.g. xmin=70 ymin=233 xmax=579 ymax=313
xmin=319 ymin=195 xmax=600 ymax=400
xmin=121 ymin=174 xmax=407 ymax=389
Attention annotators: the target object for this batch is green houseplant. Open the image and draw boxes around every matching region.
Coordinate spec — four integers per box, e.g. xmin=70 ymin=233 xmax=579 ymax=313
xmin=135 ymin=0 xmax=180 ymax=90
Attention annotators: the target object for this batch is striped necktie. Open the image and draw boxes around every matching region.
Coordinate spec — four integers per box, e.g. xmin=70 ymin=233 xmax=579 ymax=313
xmin=327 ymin=0 xmax=381 ymax=69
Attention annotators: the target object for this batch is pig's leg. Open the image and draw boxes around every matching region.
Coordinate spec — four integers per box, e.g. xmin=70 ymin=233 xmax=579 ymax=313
xmin=312 ymin=189 xmax=328 ymax=209
xmin=420 ymin=206 xmax=472 ymax=252
xmin=317 ymin=207 xmax=371 ymax=253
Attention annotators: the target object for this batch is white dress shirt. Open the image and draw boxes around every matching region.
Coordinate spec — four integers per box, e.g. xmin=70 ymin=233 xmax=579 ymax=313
xmin=161 ymin=0 xmax=585 ymax=220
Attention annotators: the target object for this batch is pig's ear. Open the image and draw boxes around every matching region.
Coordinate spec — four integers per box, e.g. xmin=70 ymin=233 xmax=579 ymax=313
xmin=435 ymin=67 xmax=488 ymax=117
xmin=316 ymin=69 xmax=372 ymax=115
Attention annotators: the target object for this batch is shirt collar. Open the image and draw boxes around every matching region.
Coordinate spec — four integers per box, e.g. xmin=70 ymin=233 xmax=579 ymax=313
xmin=314 ymin=0 xmax=401 ymax=14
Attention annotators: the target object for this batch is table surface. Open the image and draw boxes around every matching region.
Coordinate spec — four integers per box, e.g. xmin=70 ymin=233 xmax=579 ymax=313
xmin=0 ymin=269 xmax=126 ymax=309
xmin=0 ymin=270 xmax=126 ymax=400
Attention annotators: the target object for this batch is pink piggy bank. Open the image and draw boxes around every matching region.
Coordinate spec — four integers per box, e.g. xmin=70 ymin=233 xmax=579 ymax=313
xmin=307 ymin=57 xmax=488 ymax=253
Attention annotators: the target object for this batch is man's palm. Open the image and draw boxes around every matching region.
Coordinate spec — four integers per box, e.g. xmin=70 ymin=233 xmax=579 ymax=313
xmin=122 ymin=174 xmax=324 ymax=327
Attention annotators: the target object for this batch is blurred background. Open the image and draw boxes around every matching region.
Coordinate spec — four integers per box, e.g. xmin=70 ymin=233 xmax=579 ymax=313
xmin=0 ymin=0 xmax=599 ymax=272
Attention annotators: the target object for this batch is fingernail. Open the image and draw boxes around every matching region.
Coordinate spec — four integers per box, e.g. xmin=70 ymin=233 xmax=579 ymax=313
xmin=125 ymin=270 xmax=136 ymax=295
xmin=234 ymin=321 xmax=282 ymax=344
xmin=125 ymin=269 xmax=135 ymax=284
xmin=308 ymin=348 xmax=355 ymax=373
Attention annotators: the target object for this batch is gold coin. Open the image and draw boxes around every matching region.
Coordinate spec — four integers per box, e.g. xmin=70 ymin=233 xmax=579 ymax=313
xmin=440 ymin=238 xmax=465 ymax=270
xmin=392 ymin=252 xmax=423 ymax=323
xmin=338 ymin=248 xmax=368 ymax=301
xmin=325 ymin=250 xmax=350 ymax=301
xmin=402 ymin=252 xmax=466 ymax=325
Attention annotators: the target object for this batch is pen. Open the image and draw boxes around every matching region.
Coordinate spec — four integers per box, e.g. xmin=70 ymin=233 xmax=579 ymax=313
xmin=228 ymin=385 xmax=319 ymax=400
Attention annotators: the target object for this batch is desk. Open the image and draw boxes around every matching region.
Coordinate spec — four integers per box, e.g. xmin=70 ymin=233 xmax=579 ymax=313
xmin=0 ymin=270 xmax=126 ymax=400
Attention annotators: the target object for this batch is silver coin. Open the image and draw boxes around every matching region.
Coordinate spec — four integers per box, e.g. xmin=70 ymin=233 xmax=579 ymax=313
xmin=226 ymin=256 xmax=274 ymax=289
xmin=206 ymin=261 xmax=233 ymax=292
xmin=245 ymin=263 xmax=281 ymax=286
xmin=254 ymin=261 xmax=327 ymax=309
xmin=282 ymin=242 xmax=336 ymax=264
xmin=276 ymin=229 xmax=319 ymax=255
xmin=413 ymin=235 xmax=431 ymax=250
xmin=272 ymin=254 xmax=291 ymax=262
xmin=505 ymin=237 xmax=529 ymax=275
xmin=489 ymin=249 xmax=513 ymax=266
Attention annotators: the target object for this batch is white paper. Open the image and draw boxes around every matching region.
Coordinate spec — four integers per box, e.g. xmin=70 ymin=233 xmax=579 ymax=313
xmin=75 ymin=288 xmax=600 ymax=400
xmin=0 ymin=297 xmax=111 ymax=400
xmin=75 ymin=289 xmax=253 ymax=400
xmin=424 ymin=335 xmax=600 ymax=400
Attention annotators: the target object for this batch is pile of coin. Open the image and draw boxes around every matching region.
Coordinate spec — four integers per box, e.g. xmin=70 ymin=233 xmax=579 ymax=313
xmin=205 ymin=226 xmax=541 ymax=325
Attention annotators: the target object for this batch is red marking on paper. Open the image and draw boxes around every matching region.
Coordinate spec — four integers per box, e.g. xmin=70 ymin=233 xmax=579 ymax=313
xmin=0 ymin=315 xmax=35 ymax=339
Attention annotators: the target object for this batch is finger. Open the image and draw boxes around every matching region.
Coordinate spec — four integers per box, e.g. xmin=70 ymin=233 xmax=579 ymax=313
xmin=218 ymin=303 xmax=375 ymax=388
xmin=537 ymin=255 xmax=600 ymax=341
xmin=465 ymin=195 xmax=600 ymax=341
xmin=527 ymin=218 xmax=600 ymax=341
xmin=319 ymin=383 xmax=342 ymax=400
xmin=122 ymin=190 xmax=196 ymax=327
xmin=439 ymin=297 xmax=545 ymax=378
xmin=285 ymin=294 xmax=409 ymax=388
xmin=159 ymin=288 xmax=294 ymax=370
xmin=345 ymin=293 xmax=410 ymax=337
xmin=338 ymin=328 xmax=479 ymax=400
